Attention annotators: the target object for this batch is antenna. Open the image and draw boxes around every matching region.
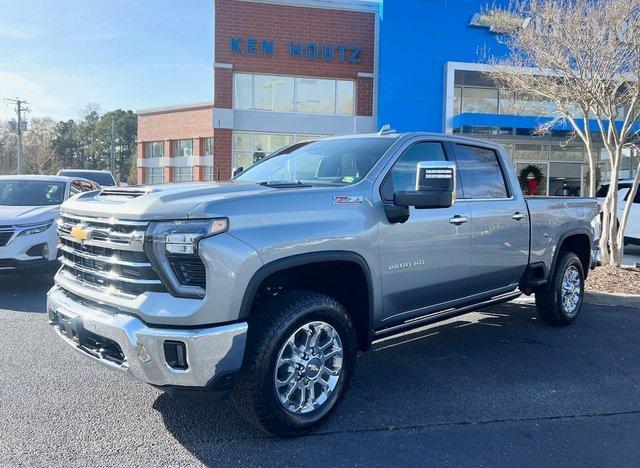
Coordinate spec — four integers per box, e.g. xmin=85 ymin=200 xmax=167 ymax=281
xmin=378 ymin=124 xmax=396 ymax=135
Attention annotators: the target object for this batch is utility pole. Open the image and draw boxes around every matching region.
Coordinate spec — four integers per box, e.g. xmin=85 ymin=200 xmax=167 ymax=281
xmin=110 ymin=114 xmax=116 ymax=177
xmin=6 ymin=97 xmax=29 ymax=174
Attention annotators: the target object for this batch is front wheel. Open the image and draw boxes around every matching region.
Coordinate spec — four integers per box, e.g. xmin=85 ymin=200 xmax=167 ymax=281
xmin=233 ymin=290 xmax=358 ymax=436
xmin=535 ymin=251 xmax=585 ymax=326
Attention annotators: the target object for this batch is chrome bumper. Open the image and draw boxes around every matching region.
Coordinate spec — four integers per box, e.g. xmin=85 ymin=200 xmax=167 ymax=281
xmin=47 ymin=286 xmax=247 ymax=388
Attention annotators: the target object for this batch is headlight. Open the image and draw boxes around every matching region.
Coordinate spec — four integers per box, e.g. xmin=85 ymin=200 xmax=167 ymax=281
xmin=16 ymin=220 xmax=54 ymax=237
xmin=591 ymin=214 xmax=601 ymax=242
xmin=144 ymin=218 xmax=228 ymax=298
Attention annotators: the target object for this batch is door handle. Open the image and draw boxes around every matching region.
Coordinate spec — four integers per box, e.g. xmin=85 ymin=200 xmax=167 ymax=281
xmin=512 ymin=212 xmax=525 ymax=221
xmin=449 ymin=215 xmax=468 ymax=225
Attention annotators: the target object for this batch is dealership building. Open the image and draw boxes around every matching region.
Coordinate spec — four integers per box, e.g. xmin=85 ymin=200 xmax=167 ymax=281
xmin=137 ymin=0 xmax=638 ymax=196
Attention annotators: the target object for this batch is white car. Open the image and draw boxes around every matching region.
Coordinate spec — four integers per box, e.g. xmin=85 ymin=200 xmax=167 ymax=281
xmin=0 ymin=175 xmax=100 ymax=273
xmin=597 ymin=179 xmax=640 ymax=245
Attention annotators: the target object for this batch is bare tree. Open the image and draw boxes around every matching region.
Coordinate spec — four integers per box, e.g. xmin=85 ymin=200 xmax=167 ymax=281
xmin=484 ymin=0 xmax=640 ymax=266
xmin=0 ymin=120 xmax=18 ymax=175
xmin=22 ymin=117 xmax=62 ymax=175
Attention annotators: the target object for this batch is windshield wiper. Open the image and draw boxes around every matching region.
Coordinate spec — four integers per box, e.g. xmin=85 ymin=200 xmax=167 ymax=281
xmin=258 ymin=180 xmax=312 ymax=188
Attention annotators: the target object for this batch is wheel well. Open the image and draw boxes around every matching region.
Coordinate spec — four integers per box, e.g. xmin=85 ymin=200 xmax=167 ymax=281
xmin=558 ymin=234 xmax=591 ymax=277
xmin=248 ymin=260 xmax=372 ymax=351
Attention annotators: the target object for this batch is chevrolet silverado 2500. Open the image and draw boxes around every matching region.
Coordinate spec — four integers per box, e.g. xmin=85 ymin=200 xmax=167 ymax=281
xmin=48 ymin=132 xmax=600 ymax=436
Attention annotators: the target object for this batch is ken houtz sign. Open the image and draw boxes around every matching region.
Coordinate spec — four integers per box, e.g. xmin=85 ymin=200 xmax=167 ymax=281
xmin=230 ymin=37 xmax=362 ymax=63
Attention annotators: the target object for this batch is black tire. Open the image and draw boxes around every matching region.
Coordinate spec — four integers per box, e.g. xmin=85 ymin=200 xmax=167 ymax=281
xmin=233 ymin=290 xmax=358 ymax=437
xmin=535 ymin=251 xmax=585 ymax=326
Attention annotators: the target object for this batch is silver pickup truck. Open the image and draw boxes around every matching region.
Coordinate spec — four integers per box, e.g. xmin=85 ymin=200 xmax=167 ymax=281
xmin=48 ymin=132 xmax=600 ymax=436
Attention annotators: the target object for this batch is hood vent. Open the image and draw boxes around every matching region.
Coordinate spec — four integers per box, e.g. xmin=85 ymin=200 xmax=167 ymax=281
xmin=98 ymin=188 xmax=151 ymax=201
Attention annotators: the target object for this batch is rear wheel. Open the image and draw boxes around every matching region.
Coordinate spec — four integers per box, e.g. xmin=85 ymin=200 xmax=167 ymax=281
xmin=535 ymin=251 xmax=585 ymax=326
xmin=233 ymin=290 xmax=357 ymax=436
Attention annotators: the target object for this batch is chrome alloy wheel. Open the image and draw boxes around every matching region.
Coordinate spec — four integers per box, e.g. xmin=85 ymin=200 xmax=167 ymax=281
xmin=561 ymin=265 xmax=582 ymax=316
xmin=274 ymin=321 xmax=343 ymax=415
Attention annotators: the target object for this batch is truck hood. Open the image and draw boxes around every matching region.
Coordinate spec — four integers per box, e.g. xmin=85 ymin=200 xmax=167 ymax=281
xmin=0 ymin=204 xmax=59 ymax=226
xmin=60 ymin=181 xmax=278 ymax=220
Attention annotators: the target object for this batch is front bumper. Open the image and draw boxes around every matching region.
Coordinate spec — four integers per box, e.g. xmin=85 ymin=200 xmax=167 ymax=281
xmin=47 ymin=286 xmax=247 ymax=388
xmin=0 ymin=223 xmax=58 ymax=272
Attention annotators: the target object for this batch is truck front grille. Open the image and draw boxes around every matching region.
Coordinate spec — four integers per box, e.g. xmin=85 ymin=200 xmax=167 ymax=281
xmin=57 ymin=214 xmax=165 ymax=297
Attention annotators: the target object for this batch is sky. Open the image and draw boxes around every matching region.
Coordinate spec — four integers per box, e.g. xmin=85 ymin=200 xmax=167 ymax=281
xmin=0 ymin=0 xmax=213 ymax=121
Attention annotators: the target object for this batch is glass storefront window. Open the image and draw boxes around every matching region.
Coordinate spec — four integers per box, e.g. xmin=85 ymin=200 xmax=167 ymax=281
xmin=145 ymin=167 xmax=163 ymax=184
xmin=549 ymin=162 xmax=582 ymax=196
xmin=516 ymin=93 xmax=556 ymax=116
xmin=232 ymin=132 xmax=327 ymax=170
xmin=203 ymin=137 xmax=213 ymax=156
xmin=513 ymin=144 xmax=548 ymax=161
xmin=173 ymin=167 xmax=193 ymax=182
xmin=294 ymin=134 xmax=323 ymax=143
xmin=234 ymin=132 xmax=252 ymax=151
xmin=233 ymin=73 xmax=355 ymax=115
xmin=172 ymin=139 xmax=193 ymax=157
xmin=461 ymin=87 xmax=498 ymax=114
xmin=254 ymin=75 xmax=295 ymax=112
xmin=234 ymin=73 xmax=252 ymax=110
xmin=203 ymin=166 xmax=213 ymax=181
xmin=454 ymin=87 xmax=462 ymax=115
xmin=498 ymin=89 xmax=515 ymax=114
xmin=516 ymin=162 xmax=548 ymax=196
xmin=549 ymin=146 xmax=583 ymax=162
xmin=143 ymin=141 xmax=164 ymax=158
xmin=296 ymin=78 xmax=336 ymax=114
xmin=336 ymin=80 xmax=354 ymax=115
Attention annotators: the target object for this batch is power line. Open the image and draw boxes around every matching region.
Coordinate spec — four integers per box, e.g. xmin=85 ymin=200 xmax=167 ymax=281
xmin=5 ymin=97 xmax=29 ymax=175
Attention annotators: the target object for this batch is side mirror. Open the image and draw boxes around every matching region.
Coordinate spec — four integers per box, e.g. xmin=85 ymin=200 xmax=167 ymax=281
xmin=232 ymin=166 xmax=243 ymax=178
xmin=394 ymin=161 xmax=456 ymax=209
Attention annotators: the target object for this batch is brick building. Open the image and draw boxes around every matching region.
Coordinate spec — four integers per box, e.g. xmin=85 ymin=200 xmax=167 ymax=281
xmin=137 ymin=0 xmax=380 ymax=184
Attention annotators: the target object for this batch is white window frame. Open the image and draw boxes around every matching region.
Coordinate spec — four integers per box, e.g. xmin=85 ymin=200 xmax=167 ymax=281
xmin=203 ymin=165 xmax=214 ymax=181
xmin=145 ymin=167 xmax=164 ymax=184
xmin=172 ymin=167 xmax=193 ymax=182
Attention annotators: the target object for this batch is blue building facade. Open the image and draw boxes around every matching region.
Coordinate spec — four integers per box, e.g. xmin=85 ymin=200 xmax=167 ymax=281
xmin=376 ymin=0 xmax=638 ymax=196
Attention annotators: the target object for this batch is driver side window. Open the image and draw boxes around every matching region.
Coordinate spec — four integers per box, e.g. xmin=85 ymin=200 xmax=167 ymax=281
xmin=382 ymin=142 xmax=447 ymax=201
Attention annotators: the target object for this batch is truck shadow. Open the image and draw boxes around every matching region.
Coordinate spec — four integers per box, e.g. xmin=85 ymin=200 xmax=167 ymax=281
xmin=153 ymin=300 xmax=588 ymax=462
xmin=0 ymin=271 xmax=54 ymax=313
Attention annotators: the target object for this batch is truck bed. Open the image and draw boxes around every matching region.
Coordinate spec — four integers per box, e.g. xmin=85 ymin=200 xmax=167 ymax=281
xmin=525 ymin=196 xmax=599 ymax=273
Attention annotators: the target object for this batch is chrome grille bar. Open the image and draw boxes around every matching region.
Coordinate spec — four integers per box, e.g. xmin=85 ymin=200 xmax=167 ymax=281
xmin=59 ymin=257 xmax=161 ymax=285
xmin=58 ymin=244 xmax=151 ymax=268
xmin=56 ymin=213 xmax=164 ymax=297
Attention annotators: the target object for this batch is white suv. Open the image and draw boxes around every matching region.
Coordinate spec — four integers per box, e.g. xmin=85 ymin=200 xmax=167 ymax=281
xmin=0 ymin=175 xmax=100 ymax=273
xmin=597 ymin=179 xmax=640 ymax=244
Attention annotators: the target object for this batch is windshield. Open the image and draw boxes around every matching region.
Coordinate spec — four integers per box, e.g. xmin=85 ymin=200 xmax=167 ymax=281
xmin=236 ymin=138 xmax=396 ymax=186
xmin=58 ymin=171 xmax=115 ymax=186
xmin=596 ymin=183 xmax=631 ymax=198
xmin=0 ymin=180 xmax=66 ymax=206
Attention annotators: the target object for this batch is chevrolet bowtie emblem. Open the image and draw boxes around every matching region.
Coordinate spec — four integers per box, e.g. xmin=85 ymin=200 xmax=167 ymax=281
xmin=70 ymin=224 xmax=93 ymax=243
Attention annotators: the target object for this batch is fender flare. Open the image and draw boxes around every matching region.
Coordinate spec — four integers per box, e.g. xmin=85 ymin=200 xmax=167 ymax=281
xmin=548 ymin=228 xmax=594 ymax=279
xmin=238 ymin=250 xmax=375 ymax=332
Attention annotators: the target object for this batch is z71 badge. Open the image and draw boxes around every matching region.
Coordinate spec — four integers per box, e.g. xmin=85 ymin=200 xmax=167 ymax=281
xmin=333 ymin=195 xmax=364 ymax=205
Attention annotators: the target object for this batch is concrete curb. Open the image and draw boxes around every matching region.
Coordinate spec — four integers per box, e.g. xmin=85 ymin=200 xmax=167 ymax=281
xmin=584 ymin=291 xmax=640 ymax=308
xmin=513 ymin=291 xmax=640 ymax=309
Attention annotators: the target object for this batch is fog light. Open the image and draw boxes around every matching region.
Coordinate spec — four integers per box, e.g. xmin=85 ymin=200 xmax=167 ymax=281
xmin=26 ymin=243 xmax=47 ymax=257
xmin=164 ymin=341 xmax=188 ymax=370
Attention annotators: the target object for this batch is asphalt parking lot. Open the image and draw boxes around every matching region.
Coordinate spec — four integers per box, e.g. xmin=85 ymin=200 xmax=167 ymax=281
xmin=1 ymin=273 xmax=640 ymax=467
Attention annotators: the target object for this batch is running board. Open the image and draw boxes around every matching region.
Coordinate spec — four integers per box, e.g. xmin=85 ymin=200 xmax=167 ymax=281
xmin=372 ymin=291 xmax=522 ymax=340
